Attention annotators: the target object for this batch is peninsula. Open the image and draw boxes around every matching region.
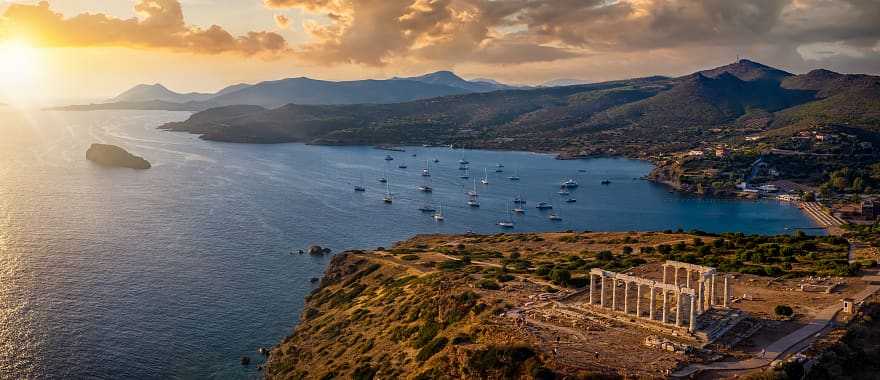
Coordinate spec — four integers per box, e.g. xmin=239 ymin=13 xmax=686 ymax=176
xmin=86 ymin=144 xmax=151 ymax=169
xmin=266 ymin=231 xmax=879 ymax=379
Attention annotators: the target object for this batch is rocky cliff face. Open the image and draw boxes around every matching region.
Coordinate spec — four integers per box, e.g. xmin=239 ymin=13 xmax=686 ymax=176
xmin=265 ymin=251 xmax=556 ymax=380
xmin=86 ymin=144 xmax=151 ymax=169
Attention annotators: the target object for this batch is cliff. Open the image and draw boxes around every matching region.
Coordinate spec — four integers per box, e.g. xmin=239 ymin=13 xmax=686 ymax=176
xmin=86 ymin=144 xmax=151 ymax=169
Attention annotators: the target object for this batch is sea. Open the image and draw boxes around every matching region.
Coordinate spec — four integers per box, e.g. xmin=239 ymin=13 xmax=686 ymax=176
xmin=0 ymin=109 xmax=818 ymax=378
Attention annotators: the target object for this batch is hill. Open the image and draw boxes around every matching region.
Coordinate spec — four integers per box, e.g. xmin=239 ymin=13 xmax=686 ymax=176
xmin=205 ymin=76 xmax=471 ymax=108
xmin=160 ymin=60 xmax=880 ymax=160
xmin=110 ymin=83 xmax=215 ymax=103
xmin=395 ymin=71 xmax=514 ymax=92
xmin=161 ymin=77 xmax=671 ymax=148
xmin=265 ymin=231 xmax=859 ymax=379
xmin=59 ymin=71 xmax=507 ymax=111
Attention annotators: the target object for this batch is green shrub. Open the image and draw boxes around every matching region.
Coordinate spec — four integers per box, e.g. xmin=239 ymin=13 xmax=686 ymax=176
xmin=401 ymin=254 xmax=420 ymax=261
xmin=775 ymin=304 xmax=794 ymax=317
xmin=477 ymin=279 xmax=501 ymax=290
xmin=416 ymin=337 xmax=448 ymax=362
xmin=548 ymin=269 xmax=572 ymax=286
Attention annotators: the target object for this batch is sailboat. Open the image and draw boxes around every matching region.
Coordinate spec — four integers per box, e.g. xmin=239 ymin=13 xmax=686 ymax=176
xmin=354 ymin=173 xmax=366 ymax=192
xmin=433 ymin=203 xmax=445 ymax=221
xmin=378 ymin=163 xmax=388 ymax=183
xmin=548 ymin=206 xmax=562 ymax=221
xmin=418 ymin=176 xmax=433 ymax=192
xmin=557 ymin=186 xmax=570 ymax=195
xmin=398 ymin=161 xmax=408 ymax=169
xmin=383 ymin=181 xmax=393 ymax=203
xmin=459 ymin=167 xmax=470 ymax=179
xmin=535 ymin=201 xmax=553 ymax=210
xmin=513 ymin=195 xmax=526 ymax=204
xmin=459 ymin=157 xmax=469 ymax=165
xmin=497 ymin=202 xmax=515 ymax=228
xmin=561 ymin=178 xmax=579 ymax=188
xmin=433 ymin=157 xmax=440 ymax=163
xmin=384 ymin=155 xmax=394 ymax=161
xmin=512 ymin=203 xmax=525 ymax=213
xmin=467 ymin=178 xmax=480 ymax=207
xmin=419 ymin=203 xmax=436 ymax=212
xmin=480 ymin=168 xmax=489 ymax=185
xmin=422 ymin=160 xmax=431 ymax=177
xmin=508 ymin=167 xmax=520 ymax=181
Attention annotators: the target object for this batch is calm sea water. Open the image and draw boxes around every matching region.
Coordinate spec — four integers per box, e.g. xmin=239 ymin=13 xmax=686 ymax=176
xmin=0 ymin=109 xmax=817 ymax=379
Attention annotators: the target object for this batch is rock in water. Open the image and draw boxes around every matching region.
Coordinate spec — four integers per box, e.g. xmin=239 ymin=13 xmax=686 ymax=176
xmin=86 ymin=143 xmax=151 ymax=169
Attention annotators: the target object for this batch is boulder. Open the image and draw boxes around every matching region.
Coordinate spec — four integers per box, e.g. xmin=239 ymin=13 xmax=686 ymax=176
xmin=308 ymin=245 xmax=324 ymax=256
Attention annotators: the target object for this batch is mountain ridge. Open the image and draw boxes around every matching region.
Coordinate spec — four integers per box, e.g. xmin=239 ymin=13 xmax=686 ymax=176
xmin=158 ymin=60 xmax=880 ymax=161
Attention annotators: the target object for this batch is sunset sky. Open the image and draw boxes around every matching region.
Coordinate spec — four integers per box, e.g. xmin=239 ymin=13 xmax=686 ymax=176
xmin=0 ymin=0 xmax=879 ymax=104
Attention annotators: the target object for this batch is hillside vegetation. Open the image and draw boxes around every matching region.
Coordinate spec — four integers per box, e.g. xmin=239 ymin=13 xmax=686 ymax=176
xmin=160 ymin=60 xmax=880 ymax=160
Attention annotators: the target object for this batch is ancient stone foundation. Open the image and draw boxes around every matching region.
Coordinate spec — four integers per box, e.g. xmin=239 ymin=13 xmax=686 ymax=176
xmin=587 ymin=261 xmax=732 ymax=333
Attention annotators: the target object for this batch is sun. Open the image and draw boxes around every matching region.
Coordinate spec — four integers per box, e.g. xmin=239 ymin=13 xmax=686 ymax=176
xmin=0 ymin=40 xmax=40 ymax=86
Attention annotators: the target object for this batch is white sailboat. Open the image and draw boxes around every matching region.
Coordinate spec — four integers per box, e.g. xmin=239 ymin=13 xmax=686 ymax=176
xmin=418 ymin=176 xmax=433 ymax=192
xmin=480 ymin=168 xmax=489 ymax=185
xmin=354 ymin=173 xmax=366 ymax=192
xmin=497 ymin=202 xmax=515 ymax=228
xmin=467 ymin=178 xmax=480 ymax=207
xmin=422 ymin=160 xmax=431 ymax=177
xmin=383 ymin=181 xmax=393 ymax=203
xmin=433 ymin=203 xmax=445 ymax=221
xmin=508 ymin=167 xmax=520 ymax=181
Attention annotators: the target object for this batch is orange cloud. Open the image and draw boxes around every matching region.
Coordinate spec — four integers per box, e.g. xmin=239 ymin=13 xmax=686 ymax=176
xmin=1 ymin=1 xmax=289 ymax=57
xmin=274 ymin=14 xmax=291 ymax=29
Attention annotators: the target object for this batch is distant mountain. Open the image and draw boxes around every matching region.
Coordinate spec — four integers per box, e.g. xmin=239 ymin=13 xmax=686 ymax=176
xmin=542 ymin=78 xmax=593 ymax=87
xmin=160 ymin=60 xmax=880 ymax=160
xmin=66 ymin=74 xmax=478 ymax=111
xmin=110 ymin=84 xmax=215 ymax=103
xmin=395 ymin=71 xmax=512 ymax=92
xmin=699 ymin=59 xmax=793 ymax=82
xmin=214 ymin=83 xmax=253 ymax=96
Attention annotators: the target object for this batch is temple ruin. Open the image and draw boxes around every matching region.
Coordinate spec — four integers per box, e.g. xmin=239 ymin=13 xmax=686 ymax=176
xmin=586 ymin=261 xmax=732 ymax=334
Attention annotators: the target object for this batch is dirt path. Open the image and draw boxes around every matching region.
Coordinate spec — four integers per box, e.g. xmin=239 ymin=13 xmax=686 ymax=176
xmin=673 ymin=270 xmax=880 ymax=378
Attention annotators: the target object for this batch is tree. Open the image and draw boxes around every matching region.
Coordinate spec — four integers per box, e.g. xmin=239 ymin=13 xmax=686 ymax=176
xmin=775 ymin=304 xmax=794 ymax=317
xmin=549 ymin=269 xmax=571 ymax=286
xmin=622 ymin=246 xmax=633 ymax=255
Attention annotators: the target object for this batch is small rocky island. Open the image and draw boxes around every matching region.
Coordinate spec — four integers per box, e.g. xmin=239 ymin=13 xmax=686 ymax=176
xmin=86 ymin=143 xmax=151 ymax=169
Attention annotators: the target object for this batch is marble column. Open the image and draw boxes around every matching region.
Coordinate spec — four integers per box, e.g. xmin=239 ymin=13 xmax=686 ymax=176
xmin=686 ymin=270 xmax=692 ymax=288
xmin=723 ymin=275 xmax=729 ymax=308
xmin=589 ymin=274 xmax=596 ymax=305
xmin=611 ymin=279 xmax=617 ymax=311
xmin=649 ymin=287 xmax=656 ymax=320
xmin=624 ymin=281 xmax=630 ymax=314
xmin=673 ymin=267 xmax=679 ymax=287
xmin=689 ymin=295 xmax=696 ymax=332
xmin=697 ymin=280 xmax=704 ymax=314
xmin=710 ymin=275 xmax=716 ymax=306
xmin=600 ymin=276 xmax=606 ymax=307
xmin=662 ymin=265 xmax=667 ymax=284
xmin=675 ymin=293 xmax=682 ymax=327
xmin=636 ymin=284 xmax=642 ymax=317
xmin=662 ymin=291 xmax=668 ymax=324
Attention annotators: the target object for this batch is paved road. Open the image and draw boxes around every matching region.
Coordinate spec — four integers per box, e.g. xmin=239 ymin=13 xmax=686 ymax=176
xmin=673 ymin=270 xmax=880 ymax=378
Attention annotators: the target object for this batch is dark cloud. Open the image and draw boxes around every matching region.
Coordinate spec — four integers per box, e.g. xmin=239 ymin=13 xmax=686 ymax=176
xmin=262 ymin=0 xmax=880 ymax=71
xmin=1 ymin=0 xmax=289 ymax=56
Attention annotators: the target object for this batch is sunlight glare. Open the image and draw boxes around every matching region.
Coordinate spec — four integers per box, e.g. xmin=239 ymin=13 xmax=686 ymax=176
xmin=0 ymin=40 xmax=40 ymax=87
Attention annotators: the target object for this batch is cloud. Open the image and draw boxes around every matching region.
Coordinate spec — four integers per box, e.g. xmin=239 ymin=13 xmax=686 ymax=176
xmin=260 ymin=0 xmax=880 ymax=71
xmin=274 ymin=14 xmax=291 ymax=29
xmin=1 ymin=0 xmax=289 ymax=57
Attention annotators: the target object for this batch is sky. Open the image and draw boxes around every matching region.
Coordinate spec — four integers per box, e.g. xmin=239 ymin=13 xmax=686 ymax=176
xmin=0 ymin=0 xmax=879 ymax=104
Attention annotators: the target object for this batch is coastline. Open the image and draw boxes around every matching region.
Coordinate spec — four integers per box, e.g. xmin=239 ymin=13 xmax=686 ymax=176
xmin=798 ymin=201 xmax=847 ymax=235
